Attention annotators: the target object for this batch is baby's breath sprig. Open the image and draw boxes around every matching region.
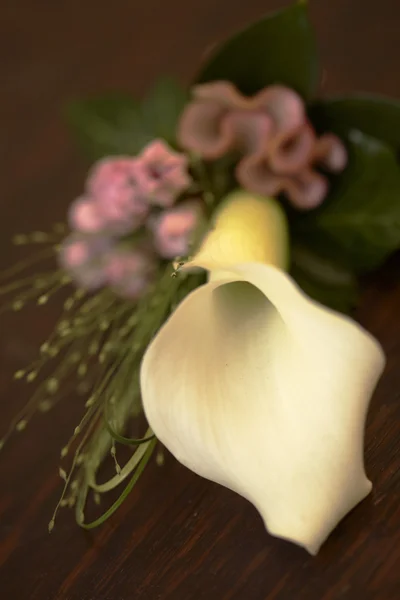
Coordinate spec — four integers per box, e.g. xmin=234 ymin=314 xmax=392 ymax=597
xmin=0 ymin=230 xmax=205 ymax=530
xmin=1 ymin=136 xmax=209 ymax=531
xmin=65 ymin=266 xmax=205 ymax=529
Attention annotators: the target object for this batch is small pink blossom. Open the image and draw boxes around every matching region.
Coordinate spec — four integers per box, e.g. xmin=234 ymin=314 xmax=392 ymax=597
xmin=137 ymin=140 xmax=192 ymax=207
xmin=86 ymin=157 xmax=150 ymax=232
xmin=69 ymin=197 xmax=106 ymax=234
xmin=104 ymin=247 xmax=157 ymax=299
xmin=59 ymin=234 xmax=111 ymax=290
xmin=61 ymin=238 xmax=90 ymax=269
xmin=150 ymin=201 xmax=203 ymax=259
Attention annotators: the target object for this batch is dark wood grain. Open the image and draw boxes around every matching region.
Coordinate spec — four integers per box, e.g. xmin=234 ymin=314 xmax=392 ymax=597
xmin=1 ymin=1 xmax=400 ymax=598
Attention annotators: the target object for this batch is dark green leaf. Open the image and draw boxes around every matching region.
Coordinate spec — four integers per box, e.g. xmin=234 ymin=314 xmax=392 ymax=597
xmin=141 ymin=77 xmax=188 ymax=146
xmin=293 ymin=130 xmax=400 ymax=273
xmin=66 ymin=78 xmax=188 ymax=160
xmin=310 ymin=94 xmax=400 ymax=149
xmin=66 ymin=94 xmax=153 ymax=160
xmin=196 ymin=1 xmax=319 ymax=100
xmin=290 ymin=245 xmax=359 ymax=314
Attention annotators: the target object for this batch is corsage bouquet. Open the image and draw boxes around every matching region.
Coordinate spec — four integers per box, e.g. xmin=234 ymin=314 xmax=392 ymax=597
xmin=2 ymin=1 xmax=400 ymax=555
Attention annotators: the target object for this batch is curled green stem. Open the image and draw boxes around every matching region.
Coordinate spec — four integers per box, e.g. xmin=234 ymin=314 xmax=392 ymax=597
xmin=87 ymin=428 xmax=154 ymax=493
xmin=77 ymin=437 xmax=157 ymax=529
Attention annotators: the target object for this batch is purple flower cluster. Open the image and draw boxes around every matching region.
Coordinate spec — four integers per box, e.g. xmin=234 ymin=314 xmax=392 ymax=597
xmin=60 ymin=140 xmax=201 ymax=298
xmin=178 ymin=82 xmax=348 ymax=210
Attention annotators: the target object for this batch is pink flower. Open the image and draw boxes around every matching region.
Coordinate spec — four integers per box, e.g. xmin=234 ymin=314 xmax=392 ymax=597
xmin=104 ymin=247 xmax=158 ymax=299
xmin=178 ymin=82 xmax=306 ymax=164
xmin=237 ymin=153 xmax=328 ymax=211
xmin=69 ymin=197 xmax=106 ymax=234
xmin=313 ymin=134 xmax=348 ymax=173
xmin=60 ymin=230 xmax=160 ymax=298
xmin=283 ymin=169 xmax=329 ymax=211
xmin=224 ymin=111 xmax=274 ymax=156
xmin=137 ymin=140 xmax=192 ymax=207
xmin=178 ymin=81 xmax=348 ymax=211
xmin=86 ymin=157 xmax=150 ymax=232
xmin=150 ymin=201 xmax=203 ymax=259
xmin=268 ymin=122 xmax=316 ymax=175
xmin=59 ymin=234 xmax=111 ymax=290
xmin=60 ymin=238 xmax=90 ymax=269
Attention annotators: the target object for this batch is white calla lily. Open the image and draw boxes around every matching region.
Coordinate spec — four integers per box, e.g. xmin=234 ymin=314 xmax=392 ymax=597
xmin=141 ymin=191 xmax=385 ymax=555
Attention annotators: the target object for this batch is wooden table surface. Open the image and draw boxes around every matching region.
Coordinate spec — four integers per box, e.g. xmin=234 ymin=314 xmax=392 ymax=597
xmin=1 ymin=1 xmax=400 ymax=598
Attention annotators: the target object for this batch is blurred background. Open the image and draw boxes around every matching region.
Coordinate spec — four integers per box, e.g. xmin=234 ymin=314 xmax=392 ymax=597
xmin=0 ymin=1 xmax=399 ymax=598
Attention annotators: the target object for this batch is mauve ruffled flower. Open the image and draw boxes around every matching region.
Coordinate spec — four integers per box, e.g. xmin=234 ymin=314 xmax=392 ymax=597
xmin=59 ymin=233 xmax=111 ymax=290
xmin=283 ymin=169 xmax=329 ymax=211
xmin=178 ymin=82 xmax=307 ymax=168
xmin=237 ymin=157 xmax=329 ymax=211
xmin=313 ymin=134 xmax=348 ymax=173
xmin=178 ymin=81 xmax=348 ymax=210
xmin=86 ymin=157 xmax=150 ymax=233
xmin=149 ymin=200 xmax=203 ymax=259
xmin=224 ymin=111 xmax=274 ymax=157
xmin=268 ymin=122 xmax=316 ymax=175
xmin=104 ymin=247 xmax=158 ymax=299
xmin=137 ymin=140 xmax=192 ymax=207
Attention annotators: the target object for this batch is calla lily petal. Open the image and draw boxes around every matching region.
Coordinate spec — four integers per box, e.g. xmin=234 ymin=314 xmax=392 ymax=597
xmin=192 ymin=192 xmax=289 ymax=273
xmin=141 ymin=192 xmax=385 ymax=554
xmin=141 ymin=263 xmax=385 ymax=555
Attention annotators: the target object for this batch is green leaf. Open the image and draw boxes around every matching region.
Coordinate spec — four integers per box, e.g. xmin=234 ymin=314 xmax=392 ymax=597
xmin=67 ymin=94 xmax=153 ymax=160
xmin=196 ymin=1 xmax=319 ymax=100
xmin=77 ymin=437 xmax=157 ymax=530
xmin=66 ymin=77 xmax=188 ymax=160
xmin=290 ymin=245 xmax=359 ymax=314
xmin=141 ymin=77 xmax=188 ymax=146
xmin=310 ymin=94 xmax=400 ymax=149
xmin=293 ymin=130 xmax=400 ymax=273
